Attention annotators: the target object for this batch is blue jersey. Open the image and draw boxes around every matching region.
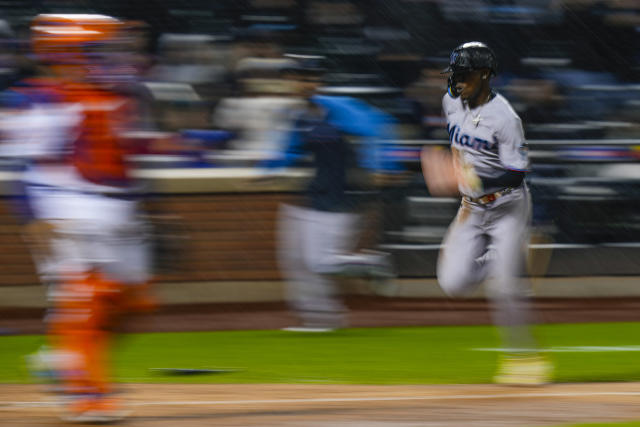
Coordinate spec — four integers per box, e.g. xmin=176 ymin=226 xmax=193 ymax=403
xmin=264 ymin=95 xmax=401 ymax=211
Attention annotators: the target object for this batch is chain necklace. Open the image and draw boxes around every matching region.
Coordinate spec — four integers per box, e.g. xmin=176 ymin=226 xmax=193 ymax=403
xmin=470 ymin=91 xmax=493 ymax=127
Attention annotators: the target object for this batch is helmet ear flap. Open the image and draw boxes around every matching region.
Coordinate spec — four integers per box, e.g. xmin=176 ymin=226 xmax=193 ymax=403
xmin=447 ymin=74 xmax=460 ymax=98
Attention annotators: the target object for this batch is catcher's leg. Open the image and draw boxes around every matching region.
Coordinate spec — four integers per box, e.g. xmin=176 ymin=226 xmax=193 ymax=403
xmin=48 ymin=269 xmax=134 ymax=422
xmin=47 ymin=271 xmax=114 ymax=396
xmin=101 ymin=217 xmax=156 ymax=317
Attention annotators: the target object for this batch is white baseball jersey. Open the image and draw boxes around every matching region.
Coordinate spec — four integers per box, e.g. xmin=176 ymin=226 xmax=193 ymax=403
xmin=442 ymin=92 xmax=529 ymax=197
xmin=1 ymin=98 xmax=149 ymax=285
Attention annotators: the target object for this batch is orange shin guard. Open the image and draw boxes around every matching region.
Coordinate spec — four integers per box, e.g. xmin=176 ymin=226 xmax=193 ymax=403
xmin=46 ymin=272 xmax=113 ymax=395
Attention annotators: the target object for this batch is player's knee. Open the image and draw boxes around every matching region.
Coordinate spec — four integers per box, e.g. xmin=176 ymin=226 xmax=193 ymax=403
xmin=437 ymin=265 xmax=476 ymax=297
xmin=438 ymin=275 xmax=470 ymax=297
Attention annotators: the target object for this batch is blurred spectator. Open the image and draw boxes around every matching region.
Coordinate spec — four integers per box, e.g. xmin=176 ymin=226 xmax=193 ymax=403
xmin=229 ymin=29 xmax=285 ymax=70
xmin=149 ymin=33 xmax=226 ymax=86
xmin=503 ymin=76 xmax=564 ymax=124
xmin=0 ymin=1 xmax=636 ymax=142
xmin=405 ymin=64 xmax=450 ymax=139
xmin=144 ymin=81 xmax=212 ymax=132
xmin=438 ymin=0 xmax=563 ymax=24
xmin=123 ymin=20 xmax=154 ymax=79
xmin=602 ymin=98 xmax=640 ymax=138
xmin=147 ymin=33 xmax=232 ymax=115
xmin=0 ymin=19 xmax=16 ymax=89
xmin=212 ymin=56 xmax=306 ymax=162
xmin=306 ymin=0 xmax=364 ymax=26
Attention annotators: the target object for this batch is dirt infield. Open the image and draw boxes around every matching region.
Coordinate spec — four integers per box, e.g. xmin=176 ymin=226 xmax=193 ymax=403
xmin=2 ymin=383 xmax=640 ymax=426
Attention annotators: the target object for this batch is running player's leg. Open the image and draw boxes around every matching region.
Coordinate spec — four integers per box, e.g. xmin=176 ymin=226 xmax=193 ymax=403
xmin=277 ymin=204 xmax=321 ymax=322
xmin=485 ymin=190 xmax=552 ymax=384
xmin=280 ymin=205 xmax=346 ymax=328
xmin=437 ymin=199 xmax=489 ymax=296
xmin=485 ymin=189 xmax=535 ymax=352
xmin=299 ymin=209 xmax=356 ymax=326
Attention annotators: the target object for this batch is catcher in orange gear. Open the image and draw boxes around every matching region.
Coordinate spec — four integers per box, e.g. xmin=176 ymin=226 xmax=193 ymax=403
xmin=5 ymin=14 xmax=155 ymax=423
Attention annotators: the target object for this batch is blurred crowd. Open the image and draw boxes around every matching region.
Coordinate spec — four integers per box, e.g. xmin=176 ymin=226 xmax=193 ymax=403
xmin=0 ymin=0 xmax=637 ymax=169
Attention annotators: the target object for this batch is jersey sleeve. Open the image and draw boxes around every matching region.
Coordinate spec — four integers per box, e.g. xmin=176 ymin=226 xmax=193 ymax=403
xmin=441 ymin=92 xmax=455 ymax=117
xmin=496 ymin=115 xmax=529 ymax=172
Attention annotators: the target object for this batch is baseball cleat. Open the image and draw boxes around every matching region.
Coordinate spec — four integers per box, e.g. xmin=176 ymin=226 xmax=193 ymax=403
xmin=363 ymin=250 xmax=398 ymax=297
xmin=25 ymin=346 xmax=71 ymax=395
xmin=493 ymin=354 xmax=553 ymax=386
xmin=60 ymin=396 xmax=131 ymax=424
xmin=26 ymin=346 xmax=60 ymax=382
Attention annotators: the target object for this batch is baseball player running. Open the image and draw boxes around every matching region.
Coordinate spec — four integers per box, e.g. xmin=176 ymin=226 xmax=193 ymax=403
xmin=421 ymin=42 xmax=551 ymax=385
xmin=262 ymin=57 xmax=398 ymax=331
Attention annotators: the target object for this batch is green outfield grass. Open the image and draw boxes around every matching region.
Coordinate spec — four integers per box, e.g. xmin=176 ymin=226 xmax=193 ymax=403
xmin=2 ymin=322 xmax=640 ymax=385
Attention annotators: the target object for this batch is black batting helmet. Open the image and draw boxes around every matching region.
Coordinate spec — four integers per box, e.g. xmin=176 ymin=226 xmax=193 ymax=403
xmin=442 ymin=41 xmax=497 ymax=98
xmin=442 ymin=41 xmax=497 ymax=76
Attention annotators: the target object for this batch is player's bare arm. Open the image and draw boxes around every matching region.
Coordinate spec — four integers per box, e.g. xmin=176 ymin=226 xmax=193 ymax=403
xmin=420 ymin=146 xmax=459 ymax=196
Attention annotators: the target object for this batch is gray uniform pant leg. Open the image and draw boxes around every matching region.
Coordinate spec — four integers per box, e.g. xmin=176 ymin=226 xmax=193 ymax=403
xmin=277 ymin=204 xmax=356 ymax=326
xmin=438 ymin=188 xmax=536 ymax=352
xmin=485 ymin=188 xmax=535 ymax=351
xmin=437 ymin=198 xmax=490 ymax=296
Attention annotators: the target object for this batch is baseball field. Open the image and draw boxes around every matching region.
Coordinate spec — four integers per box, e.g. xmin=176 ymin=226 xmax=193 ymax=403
xmin=2 ymin=321 xmax=640 ymax=426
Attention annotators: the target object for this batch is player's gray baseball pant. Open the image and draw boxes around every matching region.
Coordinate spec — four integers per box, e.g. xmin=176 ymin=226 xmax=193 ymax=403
xmin=437 ymin=185 xmax=536 ymax=351
xmin=277 ymin=203 xmax=386 ymax=328
xmin=277 ymin=204 xmax=356 ymax=327
xmin=25 ymin=184 xmax=152 ymax=287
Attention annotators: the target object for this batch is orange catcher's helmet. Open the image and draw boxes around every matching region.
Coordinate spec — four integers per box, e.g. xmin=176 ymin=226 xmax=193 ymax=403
xmin=31 ymin=14 xmax=123 ymax=70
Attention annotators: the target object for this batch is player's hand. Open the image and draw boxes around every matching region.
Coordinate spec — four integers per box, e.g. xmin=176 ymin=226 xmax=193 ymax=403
xmin=420 ymin=146 xmax=459 ymax=196
xmin=452 ymin=149 xmax=483 ymax=195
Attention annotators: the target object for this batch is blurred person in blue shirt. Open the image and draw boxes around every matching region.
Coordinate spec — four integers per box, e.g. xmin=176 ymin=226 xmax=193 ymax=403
xmin=261 ymin=55 xmax=402 ymax=331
